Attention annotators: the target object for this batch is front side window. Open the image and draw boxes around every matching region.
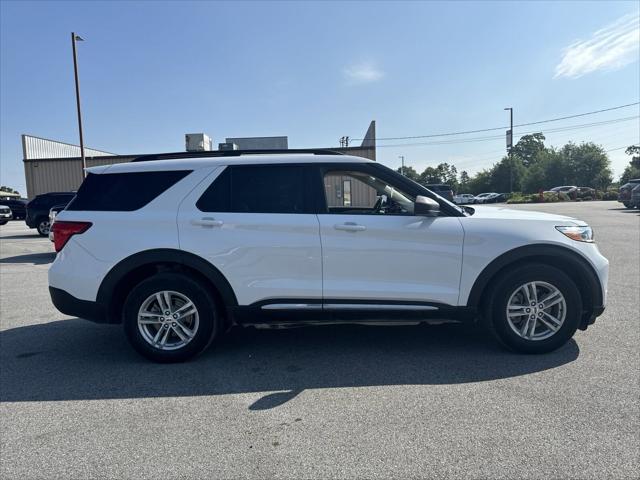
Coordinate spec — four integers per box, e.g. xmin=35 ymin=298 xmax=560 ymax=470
xmin=197 ymin=165 xmax=308 ymax=214
xmin=323 ymin=169 xmax=415 ymax=215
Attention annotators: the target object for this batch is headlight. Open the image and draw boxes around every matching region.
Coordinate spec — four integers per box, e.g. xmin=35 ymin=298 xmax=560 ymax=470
xmin=556 ymin=225 xmax=594 ymax=243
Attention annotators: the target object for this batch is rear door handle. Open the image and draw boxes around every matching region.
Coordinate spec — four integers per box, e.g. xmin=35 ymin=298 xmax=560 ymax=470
xmin=334 ymin=222 xmax=366 ymax=232
xmin=191 ymin=217 xmax=223 ymax=227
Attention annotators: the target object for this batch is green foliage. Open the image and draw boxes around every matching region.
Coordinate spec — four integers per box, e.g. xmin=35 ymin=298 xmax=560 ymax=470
xmin=0 ymin=186 xmax=20 ymax=196
xmin=400 ymin=136 xmax=615 ymax=197
xmin=619 ymin=145 xmax=640 ymax=185
xmin=512 ymin=133 xmax=546 ymax=167
xmin=396 ymin=166 xmax=421 ymax=183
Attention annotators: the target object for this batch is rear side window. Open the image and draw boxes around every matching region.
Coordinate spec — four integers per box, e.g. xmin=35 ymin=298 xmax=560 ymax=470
xmin=67 ymin=170 xmax=190 ymax=211
xmin=197 ymin=165 xmax=309 ymax=214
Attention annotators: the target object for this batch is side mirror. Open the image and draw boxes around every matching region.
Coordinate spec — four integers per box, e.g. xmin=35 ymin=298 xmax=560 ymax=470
xmin=414 ymin=195 xmax=440 ymax=216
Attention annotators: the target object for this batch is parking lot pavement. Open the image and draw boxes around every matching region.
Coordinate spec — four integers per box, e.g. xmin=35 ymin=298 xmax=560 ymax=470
xmin=1 ymin=201 xmax=638 ymax=479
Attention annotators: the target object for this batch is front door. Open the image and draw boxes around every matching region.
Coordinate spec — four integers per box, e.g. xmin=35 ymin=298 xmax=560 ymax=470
xmin=316 ymin=164 xmax=464 ymax=306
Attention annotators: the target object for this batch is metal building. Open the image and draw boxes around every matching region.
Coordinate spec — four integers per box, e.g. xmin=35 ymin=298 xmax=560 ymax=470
xmin=21 ymin=121 xmax=376 ymax=198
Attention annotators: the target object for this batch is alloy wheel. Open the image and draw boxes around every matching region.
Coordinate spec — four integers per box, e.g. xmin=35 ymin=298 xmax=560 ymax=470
xmin=506 ymin=281 xmax=566 ymax=341
xmin=137 ymin=290 xmax=199 ymax=350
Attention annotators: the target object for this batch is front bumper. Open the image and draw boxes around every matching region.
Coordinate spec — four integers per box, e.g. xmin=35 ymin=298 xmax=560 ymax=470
xmin=49 ymin=286 xmax=107 ymax=323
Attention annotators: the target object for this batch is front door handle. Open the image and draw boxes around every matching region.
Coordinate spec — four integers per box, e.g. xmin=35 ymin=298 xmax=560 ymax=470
xmin=334 ymin=222 xmax=366 ymax=232
xmin=191 ymin=217 xmax=223 ymax=228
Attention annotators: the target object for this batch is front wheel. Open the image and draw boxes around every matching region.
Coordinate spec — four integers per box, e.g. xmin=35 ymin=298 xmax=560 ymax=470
xmin=123 ymin=273 xmax=220 ymax=362
xmin=485 ymin=264 xmax=582 ymax=354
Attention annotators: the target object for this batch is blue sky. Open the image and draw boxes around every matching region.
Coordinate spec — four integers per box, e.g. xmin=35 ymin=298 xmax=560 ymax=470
xmin=1 ymin=0 xmax=639 ymax=195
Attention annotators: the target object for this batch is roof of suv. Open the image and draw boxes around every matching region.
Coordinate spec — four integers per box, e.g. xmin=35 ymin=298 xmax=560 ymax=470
xmin=87 ymin=154 xmax=374 ymax=175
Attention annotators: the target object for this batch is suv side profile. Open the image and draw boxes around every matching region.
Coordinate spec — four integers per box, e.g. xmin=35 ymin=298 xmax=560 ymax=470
xmin=49 ymin=153 xmax=608 ymax=362
xmin=26 ymin=192 xmax=76 ymax=236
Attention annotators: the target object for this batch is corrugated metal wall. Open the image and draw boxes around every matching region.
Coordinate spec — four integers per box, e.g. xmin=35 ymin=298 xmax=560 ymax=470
xmin=324 ymin=174 xmax=377 ymax=207
xmin=22 ymin=135 xmax=115 ymax=160
xmin=23 ymin=156 xmax=134 ymax=198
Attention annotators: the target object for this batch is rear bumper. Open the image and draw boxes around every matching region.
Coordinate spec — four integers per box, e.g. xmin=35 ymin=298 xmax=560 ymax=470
xmin=49 ymin=286 xmax=107 ymax=323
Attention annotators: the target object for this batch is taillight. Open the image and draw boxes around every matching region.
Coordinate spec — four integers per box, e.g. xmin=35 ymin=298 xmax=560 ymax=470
xmin=52 ymin=221 xmax=92 ymax=252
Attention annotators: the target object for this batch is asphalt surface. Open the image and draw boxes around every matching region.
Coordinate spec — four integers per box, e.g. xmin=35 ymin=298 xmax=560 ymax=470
xmin=1 ymin=201 xmax=638 ymax=479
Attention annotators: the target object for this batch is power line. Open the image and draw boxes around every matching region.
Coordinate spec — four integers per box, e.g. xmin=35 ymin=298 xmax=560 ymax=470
xmin=354 ymin=102 xmax=640 ymax=142
xmin=376 ymin=115 xmax=639 ymax=148
xmin=606 ymin=144 xmax=639 ymax=153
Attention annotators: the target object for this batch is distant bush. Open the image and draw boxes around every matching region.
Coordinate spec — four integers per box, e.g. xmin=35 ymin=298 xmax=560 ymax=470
xmin=602 ymin=191 xmax=618 ymax=201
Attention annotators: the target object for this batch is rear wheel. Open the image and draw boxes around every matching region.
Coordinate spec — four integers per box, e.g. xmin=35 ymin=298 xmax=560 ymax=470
xmin=485 ymin=264 xmax=582 ymax=354
xmin=123 ymin=273 xmax=219 ymax=362
xmin=36 ymin=218 xmax=50 ymax=236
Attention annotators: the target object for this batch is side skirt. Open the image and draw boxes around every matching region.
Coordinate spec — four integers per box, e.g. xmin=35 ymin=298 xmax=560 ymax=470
xmin=229 ymin=299 xmax=478 ymax=327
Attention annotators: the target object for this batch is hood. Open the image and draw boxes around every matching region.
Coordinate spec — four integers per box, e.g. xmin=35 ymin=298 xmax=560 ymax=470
xmin=469 ymin=205 xmax=586 ymax=225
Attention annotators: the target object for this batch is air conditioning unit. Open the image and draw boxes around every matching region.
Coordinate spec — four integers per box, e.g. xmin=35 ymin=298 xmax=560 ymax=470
xmin=185 ymin=133 xmax=212 ymax=152
xmin=218 ymin=142 xmax=239 ymax=151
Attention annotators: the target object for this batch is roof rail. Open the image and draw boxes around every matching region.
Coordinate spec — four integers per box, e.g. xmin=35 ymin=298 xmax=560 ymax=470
xmin=131 ymin=148 xmax=345 ymax=162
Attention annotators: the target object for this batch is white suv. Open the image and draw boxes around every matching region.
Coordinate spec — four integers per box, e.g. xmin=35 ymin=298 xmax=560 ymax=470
xmin=48 ymin=152 xmax=608 ymax=362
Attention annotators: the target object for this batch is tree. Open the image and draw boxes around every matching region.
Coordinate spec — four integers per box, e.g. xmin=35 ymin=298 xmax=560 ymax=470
xmin=0 ymin=186 xmax=20 ymax=196
xmin=459 ymin=171 xmax=470 ymax=191
xmin=619 ymin=145 xmax=640 ymax=185
xmin=419 ymin=166 xmax=442 ymax=184
xmin=396 ymin=166 xmax=421 ymax=183
xmin=512 ymin=133 xmax=546 ymax=167
xmin=487 ymin=156 xmax=526 ymax=193
xmin=466 ymin=169 xmax=493 ymax=195
xmin=561 ymin=142 xmax=612 ymax=189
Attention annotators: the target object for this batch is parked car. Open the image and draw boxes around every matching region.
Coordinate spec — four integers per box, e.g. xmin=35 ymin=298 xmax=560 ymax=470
xmin=474 ymin=192 xmax=503 ymax=203
xmin=48 ymin=204 xmax=68 ymax=242
xmin=577 ymin=187 xmax=596 ymax=199
xmin=0 ymin=205 xmax=12 ymax=225
xmin=0 ymin=198 xmax=27 ymax=220
xmin=423 ymin=184 xmax=454 ymax=202
xmin=26 ymin=192 xmax=76 ymax=236
xmin=630 ymin=184 xmax=640 ymax=209
xmin=550 ymin=186 xmax=578 ymax=199
xmin=453 ymin=193 xmax=476 ymax=204
xmin=49 ymin=151 xmax=608 ymax=362
xmin=618 ymin=179 xmax=640 ymax=208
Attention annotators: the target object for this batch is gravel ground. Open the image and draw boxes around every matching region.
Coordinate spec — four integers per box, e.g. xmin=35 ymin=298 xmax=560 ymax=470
xmin=1 ymin=201 xmax=638 ymax=479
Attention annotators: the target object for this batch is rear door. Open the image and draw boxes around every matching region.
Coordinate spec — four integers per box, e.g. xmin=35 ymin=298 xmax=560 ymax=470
xmin=316 ymin=163 xmax=465 ymax=306
xmin=177 ymin=164 xmax=323 ymax=306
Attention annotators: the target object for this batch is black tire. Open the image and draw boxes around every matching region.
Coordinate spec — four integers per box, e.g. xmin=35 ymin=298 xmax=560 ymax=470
xmin=623 ymin=202 xmax=631 ymax=208
xmin=123 ymin=272 xmax=220 ymax=362
xmin=0 ymin=220 xmax=7 ymax=226
xmin=36 ymin=218 xmax=50 ymax=236
xmin=484 ymin=263 xmax=582 ymax=354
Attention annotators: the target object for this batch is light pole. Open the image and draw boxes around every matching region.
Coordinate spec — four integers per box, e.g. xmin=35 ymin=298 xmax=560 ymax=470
xmin=504 ymin=107 xmax=513 ymax=192
xmin=71 ymin=32 xmax=86 ymax=177
xmin=399 ymin=155 xmax=405 ymax=176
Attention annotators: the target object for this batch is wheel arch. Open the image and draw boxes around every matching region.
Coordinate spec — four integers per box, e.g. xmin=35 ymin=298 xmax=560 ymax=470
xmin=96 ymin=249 xmax=238 ymax=324
xmin=467 ymin=244 xmax=603 ymax=329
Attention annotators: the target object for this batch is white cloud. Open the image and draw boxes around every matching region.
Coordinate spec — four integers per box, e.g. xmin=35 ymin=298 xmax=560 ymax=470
xmin=554 ymin=12 xmax=640 ymax=79
xmin=343 ymin=61 xmax=384 ymax=84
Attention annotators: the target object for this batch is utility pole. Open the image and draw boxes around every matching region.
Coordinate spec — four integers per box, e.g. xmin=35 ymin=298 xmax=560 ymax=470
xmin=72 ymin=32 xmax=86 ymax=177
xmin=398 ymin=155 xmax=405 ymax=176
xmin=504 ymin=107 xmax=513 ymax=192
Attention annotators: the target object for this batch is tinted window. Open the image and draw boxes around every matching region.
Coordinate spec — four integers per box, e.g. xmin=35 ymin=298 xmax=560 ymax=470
xmin=197 ymin=165 xmax=308 ymax=214
xmin=67 ymin=170 xmax=190 ymax=211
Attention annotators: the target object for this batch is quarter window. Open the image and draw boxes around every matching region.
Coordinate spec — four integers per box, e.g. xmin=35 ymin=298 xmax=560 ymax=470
xmin=67 ymin=170 xmax=190 ymax=211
